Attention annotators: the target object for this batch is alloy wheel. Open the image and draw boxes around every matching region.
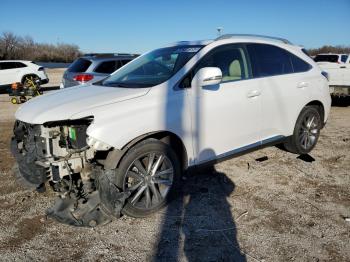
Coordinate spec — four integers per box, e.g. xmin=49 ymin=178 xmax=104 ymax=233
xmin=124 ymin=152 xmax=174 ymax=210
xmin=298 ymin=113 xmax=319 ymax=150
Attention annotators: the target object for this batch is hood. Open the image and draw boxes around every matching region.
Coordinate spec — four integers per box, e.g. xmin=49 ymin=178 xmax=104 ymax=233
xmin=15 ymin=84 xmax=150 ymax=124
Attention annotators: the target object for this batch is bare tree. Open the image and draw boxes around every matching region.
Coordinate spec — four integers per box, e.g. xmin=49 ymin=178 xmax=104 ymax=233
xmin=0 ymin=31 xmax=82 ymax=62
xmin=308 ymin=45 xmax=350 ymax=56
xmin=0 ymin=31 xmax=20 ymax=59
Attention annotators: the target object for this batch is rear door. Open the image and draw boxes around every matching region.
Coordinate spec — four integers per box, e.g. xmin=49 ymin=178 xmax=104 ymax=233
xmin=247 ymin=43 xmax=313 ymax=140
xmin=0 ymin=62 xmax=20 ymax=85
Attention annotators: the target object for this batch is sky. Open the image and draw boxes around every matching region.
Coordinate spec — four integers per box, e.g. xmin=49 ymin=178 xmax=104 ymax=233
xmin=1 ymin=0 xmax=349 ymax=54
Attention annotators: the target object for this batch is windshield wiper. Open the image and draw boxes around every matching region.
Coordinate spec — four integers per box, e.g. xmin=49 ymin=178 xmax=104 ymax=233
xmin=103 ymin=82 xmax=151 ymax=88
xmin=103 ymin=82 xmax=130 ymax=88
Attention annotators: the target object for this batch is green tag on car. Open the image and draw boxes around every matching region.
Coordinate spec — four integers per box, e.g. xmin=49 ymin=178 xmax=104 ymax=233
xmin=69 ymin=127 xmax=76 ymax=141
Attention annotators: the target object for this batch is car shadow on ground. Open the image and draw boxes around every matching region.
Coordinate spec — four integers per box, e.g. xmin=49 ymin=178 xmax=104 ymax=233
xmin=153 ymin=165 xmax=246 ymax=261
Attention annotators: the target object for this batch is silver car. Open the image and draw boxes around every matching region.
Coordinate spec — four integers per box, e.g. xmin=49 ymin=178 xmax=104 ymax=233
xmin=60 ymin=53 xmax=138 ymax=88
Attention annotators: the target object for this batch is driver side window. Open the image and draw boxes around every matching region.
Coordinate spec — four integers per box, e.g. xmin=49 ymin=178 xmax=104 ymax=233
xmin=181 ymin=44 xmax=250 ymax=88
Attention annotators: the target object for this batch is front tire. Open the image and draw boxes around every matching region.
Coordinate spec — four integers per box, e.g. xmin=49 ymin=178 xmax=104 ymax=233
xmin=115 ymin=139 xmax=181 ymax=218
xmin=284 ymin=106 xmax=321 ymax=154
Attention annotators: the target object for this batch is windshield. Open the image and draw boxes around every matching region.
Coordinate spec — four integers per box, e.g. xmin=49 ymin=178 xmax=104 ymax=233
xmin=101 ymin=45 xmax=203 ymax=88
xmin=314 ymin=55 xmax=339 ymax=63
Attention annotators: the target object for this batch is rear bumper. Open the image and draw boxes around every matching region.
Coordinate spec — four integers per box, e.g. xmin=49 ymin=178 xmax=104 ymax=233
xmin=40 ymin=78 xmax=49 ymax=85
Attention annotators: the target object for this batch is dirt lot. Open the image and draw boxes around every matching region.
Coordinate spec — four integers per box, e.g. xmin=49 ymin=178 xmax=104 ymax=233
xmin=0 ymin=81 xmax=349 ymax=261
xmin=41 ymin=68 xmax=66 ymax=88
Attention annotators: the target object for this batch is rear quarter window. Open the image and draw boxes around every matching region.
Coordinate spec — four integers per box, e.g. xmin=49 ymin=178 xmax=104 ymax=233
xmin=68 ymin=58 xmax=92 ymax=73
xmin=290 ymin=53 xmax=312 ymax=73
xmin=301 ymin=48 xmax=311 ymax=57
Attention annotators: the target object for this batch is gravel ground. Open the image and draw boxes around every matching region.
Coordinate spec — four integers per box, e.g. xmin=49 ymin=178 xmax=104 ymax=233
xmin=0 ymin=79 xmax=349 ymax=261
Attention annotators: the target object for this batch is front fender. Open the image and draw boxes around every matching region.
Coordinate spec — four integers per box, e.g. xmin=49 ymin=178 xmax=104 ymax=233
xmin=72 ymin=87 xmax=194 ymax=163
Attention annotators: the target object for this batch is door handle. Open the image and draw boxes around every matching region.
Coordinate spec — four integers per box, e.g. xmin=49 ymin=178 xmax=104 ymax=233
xmin=340 ymin=66 xmax=346 ymax=69
xmin=297 ymin=81 xmax=308 ymax=88
xmin=247 ymin=90 xmax=261 ymax=98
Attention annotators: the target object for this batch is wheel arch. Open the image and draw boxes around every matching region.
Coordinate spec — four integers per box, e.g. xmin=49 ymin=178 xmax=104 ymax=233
xmin=305 ymin=100 xmax=325 ymax=124
xmin=104 ymin=131 xmax=188 ymax=172
xmin=21 ymin=74 xmax=40 ymax=84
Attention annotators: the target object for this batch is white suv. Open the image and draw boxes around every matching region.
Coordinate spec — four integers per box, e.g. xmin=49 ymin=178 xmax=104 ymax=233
xmin=314 ymin=53 xmax=350 ymax=96
xmin=0 ymin=60 xmax=49 ymax=93
xmin=12 ymin=35 xmax=331 ymax=226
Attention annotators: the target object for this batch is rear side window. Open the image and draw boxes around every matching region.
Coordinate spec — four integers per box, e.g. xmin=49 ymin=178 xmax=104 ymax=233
xmin=94 ymin=61 xmax=120 ymax=74
xmin=68 ymin=58 xmax=92 ymax=72
xmin=0 ymin=62 xmax=17 ymax=70
xmin=247 ymin=44 xmax=293 ymax=77
xmin=341 ymin=55 xmax=348 ymax=63
xmin=314 ymin=55 xmax=339 ymax=63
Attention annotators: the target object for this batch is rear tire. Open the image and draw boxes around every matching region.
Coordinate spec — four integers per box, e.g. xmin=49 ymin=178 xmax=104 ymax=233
xmin=23 ymin=75 xmax=39 ymax=88
xmin=284 ymin=106 xmax=321 ymax=154
xmin=114 ymin=139 xmax=181 ymax=218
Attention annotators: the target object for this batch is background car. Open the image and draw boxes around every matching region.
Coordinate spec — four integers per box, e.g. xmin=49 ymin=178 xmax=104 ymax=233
xmin=0 ymin=60 xmax=49 ymax=94
xmin=60 ymin=53 xmax=139 ymax=88
xmin=314 ymin=53 xmax=349 ymax=64
xmin=314 ymin=53 xmax=350 ymax=96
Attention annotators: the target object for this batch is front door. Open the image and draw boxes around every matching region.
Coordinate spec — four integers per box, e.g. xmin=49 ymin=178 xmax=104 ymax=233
xmin=186 ymin=44 xmax=262 ymax=164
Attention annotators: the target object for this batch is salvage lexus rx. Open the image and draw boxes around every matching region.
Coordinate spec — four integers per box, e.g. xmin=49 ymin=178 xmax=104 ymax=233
xmin=11 ymin=34 xmax=331 ymax=226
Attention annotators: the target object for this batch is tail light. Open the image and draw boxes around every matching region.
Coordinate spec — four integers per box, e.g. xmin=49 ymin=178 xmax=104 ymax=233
xmin=73 ymin=74 xmax=94 ymax=82
xmin=11 ymin=82 xmax=22 ymax=90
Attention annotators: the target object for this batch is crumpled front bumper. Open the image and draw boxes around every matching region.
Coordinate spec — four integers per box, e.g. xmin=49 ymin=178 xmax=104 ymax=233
xmin=10 ymin=120 xmax=131 ymax=227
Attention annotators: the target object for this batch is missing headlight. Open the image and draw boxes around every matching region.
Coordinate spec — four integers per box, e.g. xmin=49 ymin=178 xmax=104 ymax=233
xmin=68 ymin=125 xmax=88 ymax=149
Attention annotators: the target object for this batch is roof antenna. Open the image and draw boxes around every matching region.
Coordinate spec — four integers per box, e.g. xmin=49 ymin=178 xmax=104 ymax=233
xmin=216 ymin=27 xmax=223 ymax=37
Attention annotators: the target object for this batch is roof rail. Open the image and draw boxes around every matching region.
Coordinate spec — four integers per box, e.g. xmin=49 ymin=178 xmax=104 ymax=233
xmin=83 ymin=53 xmax=139 ymax=57
xmin=215 ymin=34 xmax=292 ymax=44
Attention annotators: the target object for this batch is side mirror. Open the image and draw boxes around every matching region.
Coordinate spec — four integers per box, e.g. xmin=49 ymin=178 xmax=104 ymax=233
xmin=191 ymin=67 xmax=222 ymax=88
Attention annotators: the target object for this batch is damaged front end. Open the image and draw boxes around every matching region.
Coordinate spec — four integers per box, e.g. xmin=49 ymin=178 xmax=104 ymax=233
xmin=11 ymin=118 xmax=129 ymax=227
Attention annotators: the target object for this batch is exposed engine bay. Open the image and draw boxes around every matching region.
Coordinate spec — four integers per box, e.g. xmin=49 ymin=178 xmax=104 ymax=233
xmin=11 ymin=119 xmax=130 ymax=227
